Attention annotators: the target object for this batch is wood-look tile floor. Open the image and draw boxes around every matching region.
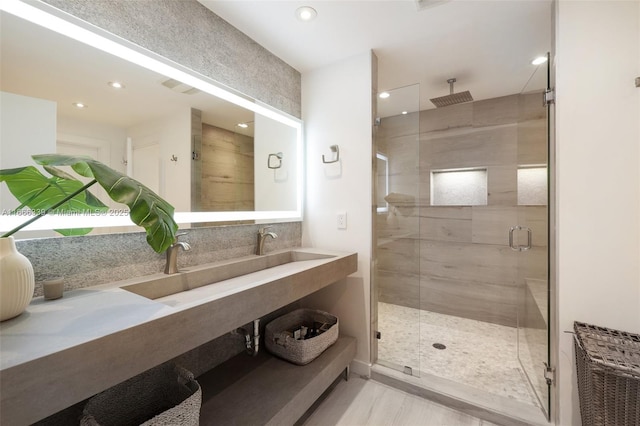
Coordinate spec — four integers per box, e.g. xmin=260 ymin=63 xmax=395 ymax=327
xmin=303 ymin=375 xmax=501 ymax=426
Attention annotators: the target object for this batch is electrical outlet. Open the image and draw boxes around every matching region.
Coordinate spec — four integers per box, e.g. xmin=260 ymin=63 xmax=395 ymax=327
xmin=337 ymin=212 xmax=347 ymax=229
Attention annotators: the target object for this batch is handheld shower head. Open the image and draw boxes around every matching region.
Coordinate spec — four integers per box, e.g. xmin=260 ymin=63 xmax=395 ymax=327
xmin=430 ymin=78 xmax=473 ymax=108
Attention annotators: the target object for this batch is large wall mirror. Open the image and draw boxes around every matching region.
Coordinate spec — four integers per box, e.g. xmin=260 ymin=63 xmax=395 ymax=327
xmin=0 ymin=1 xmax=303 ymax=238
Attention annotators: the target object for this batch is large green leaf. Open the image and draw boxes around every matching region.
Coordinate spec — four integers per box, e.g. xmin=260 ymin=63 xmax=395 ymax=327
xmin=33 ymin=154 xmax=178 ymax=253
xmin=0 ymin=166 xmax=108 ymax=236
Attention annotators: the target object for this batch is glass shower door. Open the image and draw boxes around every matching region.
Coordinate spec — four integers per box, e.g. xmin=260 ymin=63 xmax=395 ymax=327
xmin=374 ymin=84 xmax=421 ymax=376
xmin=516 ymin=53 xmax=552 ymax=418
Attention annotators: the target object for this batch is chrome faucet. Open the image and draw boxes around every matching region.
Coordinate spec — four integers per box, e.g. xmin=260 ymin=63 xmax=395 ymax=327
xmin=164 ymin=233 xmax=191 ymax=274
xmin=256 ymin=226 xmax=277 ymax=255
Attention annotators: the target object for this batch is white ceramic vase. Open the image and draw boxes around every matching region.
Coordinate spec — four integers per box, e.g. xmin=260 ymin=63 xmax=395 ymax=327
xmin=0 ymin=236 xmax=35 ymax=321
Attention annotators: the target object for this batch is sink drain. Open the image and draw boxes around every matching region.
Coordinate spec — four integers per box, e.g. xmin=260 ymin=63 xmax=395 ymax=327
xmin=432 ymin=343 xmax=446 ymax=350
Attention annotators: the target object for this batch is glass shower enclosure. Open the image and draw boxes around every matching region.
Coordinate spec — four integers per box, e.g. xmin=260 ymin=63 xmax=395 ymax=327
xmin=373 ymin=58 xmax=551 ymax=419
xmin=374 ymin=84 xmax=421 ymax=377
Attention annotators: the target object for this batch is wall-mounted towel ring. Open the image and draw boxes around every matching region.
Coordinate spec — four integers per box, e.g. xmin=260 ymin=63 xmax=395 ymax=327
xmin=322 ymin=145 xmax=340 ymax=164
xmin=268 ymin=152 xmax=283 ymax=169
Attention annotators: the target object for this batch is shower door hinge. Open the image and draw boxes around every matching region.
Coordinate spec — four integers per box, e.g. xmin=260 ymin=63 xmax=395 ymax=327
xmin=543 ymin=362 xmax=555 ymax=386
xmin=544 ymin=89 xmax=555 ymax=106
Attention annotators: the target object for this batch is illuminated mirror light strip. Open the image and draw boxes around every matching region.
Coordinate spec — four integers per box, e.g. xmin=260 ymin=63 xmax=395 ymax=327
xmin=0 ymin=0 xmax=303 ymax=231
xmin=0 ymin=0 xmax=300 ymax=129
xmin=0 ymin=209 xmax=303 ymax=233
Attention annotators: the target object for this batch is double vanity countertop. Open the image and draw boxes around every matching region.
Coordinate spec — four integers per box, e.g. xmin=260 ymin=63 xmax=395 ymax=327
xmin=0 ymin=247 xmax=357 ymax=425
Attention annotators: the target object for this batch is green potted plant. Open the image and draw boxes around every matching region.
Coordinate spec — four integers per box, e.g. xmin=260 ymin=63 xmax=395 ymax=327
xmin=0 ymin=154 xmax=178 ymax=321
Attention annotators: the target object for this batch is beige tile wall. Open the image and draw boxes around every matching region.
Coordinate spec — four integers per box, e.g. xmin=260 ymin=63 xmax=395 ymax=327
xmin=377 ymin=92 xmax=548 ymax=327
xmin=200 ymin=123 xmax=255 ymax=212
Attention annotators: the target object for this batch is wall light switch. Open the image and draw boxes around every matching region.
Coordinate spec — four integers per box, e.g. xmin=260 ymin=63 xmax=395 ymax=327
xmin=337 ymin=212 xmax=347 ymax=229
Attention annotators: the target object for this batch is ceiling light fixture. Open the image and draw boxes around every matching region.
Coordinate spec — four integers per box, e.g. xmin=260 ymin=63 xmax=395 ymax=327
xmin=238 ymin=123 xmax=249 ymax=128
xmin=531 ymin=56 xmax=548 ymax=65
xmin=72 ymin=102 xmax=87 ymax=109
xmin=295 ymin=6 xmax=317 ymax=21
xmin=401 ymin=111 xmax=408 ymax=115
xmin=379 ymin=92 xmax=390 ymax=99
xmin=108 ymin=81 xmax=125 ymax=89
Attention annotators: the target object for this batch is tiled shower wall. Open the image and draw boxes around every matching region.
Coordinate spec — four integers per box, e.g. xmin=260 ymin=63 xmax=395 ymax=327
xmin=377 ymin=93 xmax=547 ymax=327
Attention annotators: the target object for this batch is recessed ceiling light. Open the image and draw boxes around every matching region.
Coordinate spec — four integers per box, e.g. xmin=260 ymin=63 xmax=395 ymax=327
xmin=401 ymin=111 xmax=408 ymax=115
xmin=379 ymin=92 xmax=390 ymax=99
xmin=108 ymin=81 xmax=125 ymax=89
xmin=296 ymin=6 xmax=317 ymax=22
xmin=72 ymin=102 xmax=87 ymax=109
xmin=238 ymin=123 xmax=249 ymax=128
xmin=531 ymin=56 xmax=548 ymax=65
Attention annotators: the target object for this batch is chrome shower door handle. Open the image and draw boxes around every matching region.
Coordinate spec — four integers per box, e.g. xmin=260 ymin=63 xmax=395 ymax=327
xmin=522 ymin=226 xmax=532 ymax=251
xmin=509 ymin=225 xmax=532 ymax=251
xmin=509 ymin=226 xmax=519 ymax=251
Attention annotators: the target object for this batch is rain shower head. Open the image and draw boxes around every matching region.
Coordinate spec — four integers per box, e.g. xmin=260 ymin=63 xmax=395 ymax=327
xmin=429 ymin=78 xmax=473 ymax=108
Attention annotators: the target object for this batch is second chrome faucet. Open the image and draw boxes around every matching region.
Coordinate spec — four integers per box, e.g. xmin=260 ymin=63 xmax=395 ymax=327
xmin=164 ymin=233 xmax=191 ymax=274
xmin=256 ymin=226 xmax=277 ymax=255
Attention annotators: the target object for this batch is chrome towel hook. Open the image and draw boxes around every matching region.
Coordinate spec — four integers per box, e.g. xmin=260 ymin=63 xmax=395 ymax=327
xmin=268 ymin=152 xmax=283 ymax=169
xmin=322 ymin=145 xmax=340 ymax=164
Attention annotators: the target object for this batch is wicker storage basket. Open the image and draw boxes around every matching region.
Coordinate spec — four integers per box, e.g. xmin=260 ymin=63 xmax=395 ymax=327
xmin=265 ymin=308 xmax=338 ymax=365
xmin=80 ymin=363 xmax=201 ymax=426
xmin=574 ymin=321 xmax=640 ymax=426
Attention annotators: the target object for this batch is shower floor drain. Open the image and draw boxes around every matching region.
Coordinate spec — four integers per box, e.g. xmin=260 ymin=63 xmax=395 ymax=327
xmin=432 ymin=343 xmax=447 ymax=350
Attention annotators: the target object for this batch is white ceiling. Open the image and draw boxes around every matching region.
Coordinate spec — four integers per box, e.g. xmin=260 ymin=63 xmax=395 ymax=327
xmin=198 ymin=0 xmax=552 ymax=117
xmin=1 ymin=12 xmax=254 ymax=136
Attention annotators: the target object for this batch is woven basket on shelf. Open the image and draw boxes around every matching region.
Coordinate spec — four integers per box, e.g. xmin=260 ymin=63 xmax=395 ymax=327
xmin=80 ymin=363 xmax=201 ymax=426
xmin=265 ymin=308 xmax=338 ymax=365
xmin=573 ymin=321 xmax=640 ymax=426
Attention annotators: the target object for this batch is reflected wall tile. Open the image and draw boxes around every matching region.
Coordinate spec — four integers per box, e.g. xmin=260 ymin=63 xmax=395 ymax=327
xmin=379 ymin=112 xmax=421 ymax=140
xmin=377 ymin=269 xmax=421 ymax=309
xmin=487 ymin=165 xmax=517 ymax=206
xmin=472 ymin=95 xmax=518 ymax=127
xmin=518 ymin=206 xmax=548 ymax=247
xmin=420 ymin=208 xmax=472 ymax=243
xmin=471 ymin=206 xmax=518 ymax=245
xmin=520 ymin=246 xmax=547 ymax=280
xmin=427 ymin=125 xmax=517 ymax=170
xmin=517 ymin=119 xmax=547 ymax=165
xmin=387 ymin=134 xmax=421 ymax=171
xmin=422 ymin=206 xmax=472 ymax=220
xmin=420 ymin=240 xmax=519 ymax=287
xmin=378 ymin=237 xmax=421 ymax=274
xmin=420 ymin=102 xmax=473 ymax=133
xmin=518 ymin=91 xmax=546 ymax=122
xmin=419 ymin=277 xmax=519 ymax=327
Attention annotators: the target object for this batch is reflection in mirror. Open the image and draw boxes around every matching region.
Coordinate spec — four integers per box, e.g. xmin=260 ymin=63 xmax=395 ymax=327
xmin=0 ymin=2 xmax=302 ymax=238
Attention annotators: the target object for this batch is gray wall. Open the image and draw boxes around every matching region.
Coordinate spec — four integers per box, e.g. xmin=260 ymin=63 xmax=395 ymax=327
xmin=377 ymin=93 xmax=548 ymax=327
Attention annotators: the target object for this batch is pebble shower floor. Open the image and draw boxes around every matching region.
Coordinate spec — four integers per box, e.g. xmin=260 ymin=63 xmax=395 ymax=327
xmin=377 ymin=302 xmax=543 ymax=408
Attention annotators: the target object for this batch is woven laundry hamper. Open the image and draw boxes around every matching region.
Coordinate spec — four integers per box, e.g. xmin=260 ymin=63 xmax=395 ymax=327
xmin=574 ymin=321 xmax=640 ymax=426
xmin=265 ymin=308 xmax=338 ymax=365
xmin=80 ymin=363 xmax=201 ymax=426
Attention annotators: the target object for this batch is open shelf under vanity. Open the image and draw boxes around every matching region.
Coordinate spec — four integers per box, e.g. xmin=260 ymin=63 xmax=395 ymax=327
xmin=198 ymin=336 xmax=356 ymax=425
